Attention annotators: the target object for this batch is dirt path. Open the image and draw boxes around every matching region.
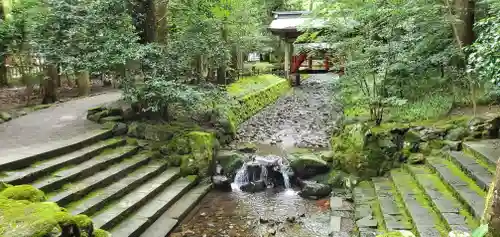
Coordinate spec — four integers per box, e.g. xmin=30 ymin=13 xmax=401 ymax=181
xmin=0 ymin=91 xmax=121 ymax=150
xmin=234 ymin=73 xmax=342 ymax=148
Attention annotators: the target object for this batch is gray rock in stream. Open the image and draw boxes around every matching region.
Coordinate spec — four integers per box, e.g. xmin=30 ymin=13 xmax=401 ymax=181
xmin=212 ymin=175 xmax=231 ymax=192
xmin=240 ymin=180 xmax=266 ymax=193
xmin=298 ymin=180 xmax=332 ymax=199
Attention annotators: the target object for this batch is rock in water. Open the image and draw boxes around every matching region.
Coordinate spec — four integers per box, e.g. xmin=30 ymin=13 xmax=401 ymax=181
xmin=212 ymin=175 xmax=231 ymax=192
xmin=240 ymin=180 xmax=266 ymax=193
xmin=289 ymin=153 xmax=329 ymax=179
xmin=298 ymin=180 xmax=332 ymax=199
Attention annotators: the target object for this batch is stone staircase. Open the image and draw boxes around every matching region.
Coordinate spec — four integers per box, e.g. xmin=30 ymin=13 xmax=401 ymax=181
xmin=0 ymin=129 xmax=211 ymax=237
xmin=355 ymin=139 xmax=499 ymax=237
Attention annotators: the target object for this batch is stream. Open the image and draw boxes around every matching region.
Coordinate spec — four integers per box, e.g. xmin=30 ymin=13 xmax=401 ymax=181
xmin=171 ymin=74 xmax=343 ymax=237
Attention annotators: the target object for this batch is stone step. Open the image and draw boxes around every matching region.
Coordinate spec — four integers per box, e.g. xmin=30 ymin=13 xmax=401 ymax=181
xmin=31 ymin=145 xmax=139 ymax=192
xmin=446 ymin=151 xmax=493 ymax=191
xmin=463 ymin=140 xmax=500 ymax=167
xmin=90 ymin=169 xmax=183 ymax=230
xmin=390 ymin=169 xmax=446 ymax=237
xmin=139 ymin=184 xmax=212 ymax=237
xmin=371 ymin=177 xmax=412 ymax=232
xmin=427 ymin=157 xmax=486 ymax=219
xmin=104 ymin=178 xmax=196 ymax=237
xmin=48 ymin=151 xmax=155 ymax=206
xmin=406 ymin=165 xmax=475 ymax=232
xmin=67 ymin=162 xmax=174 ymax=216
xmin=0 ymin=138 xmax=126 ymax=185
xmin=0 ymin=129 xmax=113 ymax=170
xmin=353 ymin=181 xmax=381 ymax=236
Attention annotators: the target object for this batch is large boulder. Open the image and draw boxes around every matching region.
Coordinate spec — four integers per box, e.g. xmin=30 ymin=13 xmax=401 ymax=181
xmin=298 ymin=180 xmax=332 ymax=199
xmin=289 ymin=153 xmax=329 ymax=179
xmin=0 ymin=184 xmax=46 ymax=202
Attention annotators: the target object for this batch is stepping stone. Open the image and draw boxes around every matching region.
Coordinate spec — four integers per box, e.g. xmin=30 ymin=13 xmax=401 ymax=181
xmin=407 ymin=165 xmax=472 ymax=232
xmin=447 ymin=151 xmax=493 ymax=190
xmin=372 ymin=177 xmax=412 ymax=231
xmin=107 ymin=178 xmax=195 ymax=236
xmin=464 ymin=140 xmax=500 ymax=167
xmin=48 ymin=152 xmax=156 ymax=206
xmin=427 ymin=158 xmax=486 ymax=219
xmin=1 ymin=138 xmax=126 ymax=185
xmin=31 ymin=145 xmax=139 ymax=192
xmin=391 ymin=169 xmax=444 ymax=237
xmin=67 ymin=165 xmax=177 ymax=216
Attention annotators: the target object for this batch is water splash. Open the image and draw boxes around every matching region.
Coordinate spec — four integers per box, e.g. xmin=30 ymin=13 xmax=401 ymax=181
xmin=232 ymin=154 xmax=292 ymax=190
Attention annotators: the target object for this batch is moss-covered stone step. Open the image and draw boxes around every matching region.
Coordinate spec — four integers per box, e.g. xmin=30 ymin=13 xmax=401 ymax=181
xmin=0 ymin=129 xmax=113 ymax=170
xmin=372 ymin=177 xmax=412 ymax=232
xmin=136 ymin=184 xmax=212 ymax=237
xmin=354 ymin=181 xmax=381 ymax=236
xmin=67 ymin=163 xmax=175 ymax=216
xmin=104 ymin=177 xmax=196 ymax=236
xmin=90 ymin=169 xmax=183 ymax=230
xmin=0 ymin=138 xmax=126 ymax=185
xmin=426 ymin=157 xmax=486 ymax=219
xmin=446 ymin=151 xmax=493 ymax=190
xmin=406 ymin=165 xmax=476 ymax=232
xmin=463 ymin=140 xmax=500 ymax=167
xmin=48 ymin=151 xmax=156 ymax=206
xmin=31 ymin=145 xmax=139 ymax=192
xmin=390 ymin=169 xmax=446 ymax=237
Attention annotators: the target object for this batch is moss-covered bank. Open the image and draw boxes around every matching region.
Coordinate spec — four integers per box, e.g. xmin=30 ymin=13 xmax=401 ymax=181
xmin=0 ymin=183 xmax=109 ymax=237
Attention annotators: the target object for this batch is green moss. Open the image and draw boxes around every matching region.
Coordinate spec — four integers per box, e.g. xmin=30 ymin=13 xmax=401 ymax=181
xmin=463 ymin=147 xmax=497 ymax=174
xmin=227 ymin=74 xmax=285 ymax=98
xmin=391 ymin=169 xmax=449 ymax=236
xmin=406 ymin=165 xmax=479 ymax=230
xmin=388 ymin=179 xmax=414 ymax=233
xmin=0 ymin=184 xmax=46 ymax=202
xmin=376 ymin=232 xmax=405 ymax=237
xmin=0 ymin=197 xmax=70 ymax=237
xmin=432 ymin=157 xmax=486 ymax=196
xmin=186 ymin=175 xmax=198 ymax=182
xmin=0 ymin=182 xmax=12 ymax=192
xmin=176 ymin=132 xmax=219 ymax=177
xmin=93 ymin=229 xmax=111 ymax=237
xmin=482 ymin=179 xmax=495 ymax=224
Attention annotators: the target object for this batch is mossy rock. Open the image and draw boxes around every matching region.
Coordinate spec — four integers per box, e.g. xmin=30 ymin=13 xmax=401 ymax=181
xmin=376 ymin=231 xmax=411 ymax=237
xmin=408 ymin=153 xmax=425 ymax=164
xmin=179 ymin=132 xmax=219 ymax=177
xmin=0 ymin=197 xmax=70 ymax=237
xmin=289 ymin=153 xmax=329 ymax=179
xmin=93 ymin=229 xmax=111 ymax=237
xmin=0 ymin=182 xmax=12 ymax=192
xmin=0 ymin=111 xmax=12 ymax=121
xmin=99 ymin=116 xmax=124 ymax=123
xmin=87 ymin=106 xmax=106 ymax=116
xmin=215 ymin=150 xmax=245 ymax=179
xmin=0 ymin=184 xmax=46 ymax=202
xmin=319 ymin=150 xmax=335 ymax=163
xmin=310 ymin=169 xmax=348 ymax=188
xmin=236 ymin=142 xmax=257 ymax=153
xmin=87 ymin=110 xmax=109 ymax=122
xmin=127 ymin=122 xmax=200 ymax=142
xmin=445 ymin=127 xmax=468 ymax=141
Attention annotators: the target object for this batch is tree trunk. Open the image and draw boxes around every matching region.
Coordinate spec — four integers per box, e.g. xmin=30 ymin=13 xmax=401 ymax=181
xmin=76 ymin=70 xmax=91 ymax=96
xmin=217 ymin=25 xmax=228 ymax=84
xmin=156 ymin=0 xmax=169 ymax=43
xmin=483 ymin=159 xmax=500 ymax=237
xmin=0 ymin=2 xmax=7 ymax=87
xmin=42 ymin=65 xmax=58 ymax=104
xmin=454 ymin=0 xmax=475 ymax=46
xmin=131 ymin=0 xmax=156 ymax=44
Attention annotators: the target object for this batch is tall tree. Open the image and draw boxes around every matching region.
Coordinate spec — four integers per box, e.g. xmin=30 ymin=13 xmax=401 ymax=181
xmin=0 ymin=0 xmax=8 ymax=87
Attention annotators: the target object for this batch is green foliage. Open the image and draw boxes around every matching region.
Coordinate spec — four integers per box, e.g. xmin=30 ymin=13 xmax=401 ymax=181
xmin=226 ymin=74 xmax=284 ymax=98
xmin=472 ymin=224 xmax=489 ymax=237
xmin=0 ymin=184 xmax=46 ymax=202
xmin=391 ymin=94 xmax=454 ymax=122
xmin=468 ymin=1 xmax=500 ymax=86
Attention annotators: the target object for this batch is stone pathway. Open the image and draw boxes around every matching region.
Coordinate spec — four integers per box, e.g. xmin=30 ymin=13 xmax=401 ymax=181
xmin=0 ymin=91 xmax=121 ymax=151
xmin=235 ymin=73 xmax=342 ymax=148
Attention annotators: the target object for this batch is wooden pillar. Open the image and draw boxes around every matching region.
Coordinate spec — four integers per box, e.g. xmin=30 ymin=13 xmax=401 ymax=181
xmin=307 ymin=56 xmax=313 ymax=70
xmin=284 ymin=40 xmax=293 ymax=77
xmin=324 ymin=53 xmax=329 ymax=71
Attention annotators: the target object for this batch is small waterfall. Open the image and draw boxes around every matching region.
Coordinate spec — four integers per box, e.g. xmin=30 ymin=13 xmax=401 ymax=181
xmin=232 ymin=154 xmax=292 ymax=191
